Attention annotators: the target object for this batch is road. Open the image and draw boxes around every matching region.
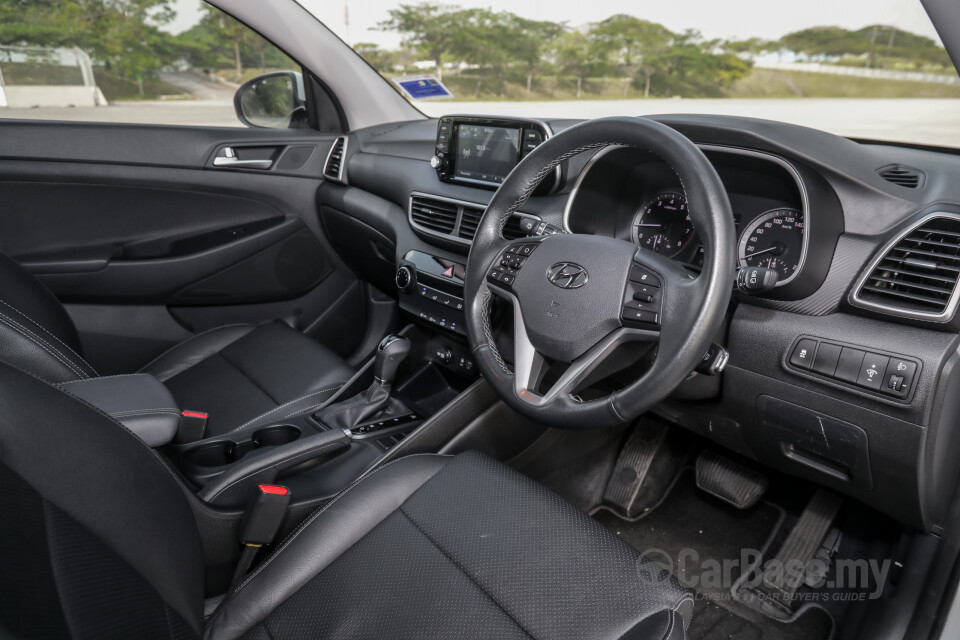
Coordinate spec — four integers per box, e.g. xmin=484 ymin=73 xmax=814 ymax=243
xmin=158 ymin=71 xmax=237 ymax=101
xmin=1 ymin=88 xmax=958 ymax=147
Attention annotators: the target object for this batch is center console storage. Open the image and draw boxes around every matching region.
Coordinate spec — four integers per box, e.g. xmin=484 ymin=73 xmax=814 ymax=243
xmin=58 ymin=373 xmax=181 ymax=447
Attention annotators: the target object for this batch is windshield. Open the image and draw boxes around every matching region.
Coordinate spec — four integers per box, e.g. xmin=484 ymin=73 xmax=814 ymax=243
xmin=302 ymin=0 xmax=959 ymax=147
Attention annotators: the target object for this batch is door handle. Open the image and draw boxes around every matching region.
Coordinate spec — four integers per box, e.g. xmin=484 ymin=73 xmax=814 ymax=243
xmin=213 ymin=147 xmax=273 ymax=170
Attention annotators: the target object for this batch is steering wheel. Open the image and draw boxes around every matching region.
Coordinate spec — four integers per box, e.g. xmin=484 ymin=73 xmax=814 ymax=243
xmin=464 ymin=117 xmax=736 ymax=428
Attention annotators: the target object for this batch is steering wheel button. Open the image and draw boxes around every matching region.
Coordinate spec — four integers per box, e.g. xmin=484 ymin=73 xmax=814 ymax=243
xmin=629 ymin=265 xmax=661 ymax=287
xmin=498 ymin=273 xmax=515 ymax=286
xmin=519 ymin=245 xmax=535 ymax=256
xmin=621 ymin=307 xmax=659 ymax=325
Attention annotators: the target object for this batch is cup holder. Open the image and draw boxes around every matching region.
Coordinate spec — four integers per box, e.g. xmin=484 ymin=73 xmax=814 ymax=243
xmin=253 ymin=425 xmax=301 ymax=447
xmin=183 ymin=425 xmax=302 ymax=467
xmin=184 ymin=441 xmax=240 ymax=467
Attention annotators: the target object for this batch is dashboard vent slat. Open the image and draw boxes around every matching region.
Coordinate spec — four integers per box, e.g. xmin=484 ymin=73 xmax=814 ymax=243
xmin=409 ymin=193 xmax=542 ymax=245
xmin=410 ymin=196 xmax=458 ymax=234
xmin=877 ymin=164 xmax=924 ymax=189
xmin=323 ymin=137 xmax=347 ymax=182
xmin=458 ymin=206 xmax=484 ymax=240
xmin=854 ymin=215 xmax=960 ymax=319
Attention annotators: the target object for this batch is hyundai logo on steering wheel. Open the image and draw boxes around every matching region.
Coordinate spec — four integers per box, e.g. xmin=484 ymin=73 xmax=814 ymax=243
xmin=546 ymin=262 xmax=589 ymax=289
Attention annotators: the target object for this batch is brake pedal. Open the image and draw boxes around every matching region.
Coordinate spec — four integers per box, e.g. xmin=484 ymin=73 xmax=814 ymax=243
xmin=602 ymin=420 xmax=686 ymax=518
xmin=695 ymin=451 xmax=768 ymax=509
xmin=739 ymin=489 xmax=843 ymax=619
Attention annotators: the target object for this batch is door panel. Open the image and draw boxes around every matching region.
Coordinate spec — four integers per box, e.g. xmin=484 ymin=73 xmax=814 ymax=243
xmin=0 ymin=120 xmax=364 ymax=374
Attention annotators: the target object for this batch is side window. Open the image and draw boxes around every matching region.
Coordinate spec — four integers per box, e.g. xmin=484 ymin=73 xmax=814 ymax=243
xmin=0 ymin=1 xmax=301 ymax=128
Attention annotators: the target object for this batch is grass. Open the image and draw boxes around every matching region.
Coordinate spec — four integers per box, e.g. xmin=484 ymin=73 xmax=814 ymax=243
xmin=729 ymin=68 xmax=960 ymax=98
xmin=93 ymin=71 xmax=186 ymax=101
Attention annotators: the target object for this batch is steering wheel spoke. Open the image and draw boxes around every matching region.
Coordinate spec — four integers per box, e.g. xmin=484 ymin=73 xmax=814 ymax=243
xmin=489 ymin=281 xmax=658 ymax=406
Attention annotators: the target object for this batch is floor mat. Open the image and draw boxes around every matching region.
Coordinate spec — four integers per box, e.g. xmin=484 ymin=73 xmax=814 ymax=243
xmin=594 ymin=470 xmax=834 ymax=640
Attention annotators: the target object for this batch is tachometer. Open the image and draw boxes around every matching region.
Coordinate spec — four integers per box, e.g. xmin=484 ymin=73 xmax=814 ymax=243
xmin=631 ymin=192 xmax=694 ymax=258
xmin=738 ymin=208 xmax=804 ymax=282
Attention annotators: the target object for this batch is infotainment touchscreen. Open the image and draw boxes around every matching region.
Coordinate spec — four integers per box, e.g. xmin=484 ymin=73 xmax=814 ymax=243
xmin=454 ymin=124 xmax=521 ymax=185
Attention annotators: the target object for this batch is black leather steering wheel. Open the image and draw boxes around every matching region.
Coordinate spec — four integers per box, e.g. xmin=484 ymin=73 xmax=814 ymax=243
xmin=464 ymin=117 xmax=736 ymax=428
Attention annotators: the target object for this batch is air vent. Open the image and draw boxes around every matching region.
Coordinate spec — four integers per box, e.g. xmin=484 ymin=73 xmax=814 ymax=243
xmin=458 ymin=205 xmax=484 ymax=240
xmin=854 ymin=215 xmax=960 ymax=320
xmin=877 ymin=164 xmax=923 ymax=189
xmin=410 ymin=195 xmax=458 ymax=234
xmin=503 ymin=214 xmax=537 ymax=240
xmin=409 ymin=193 xmax=543 ymax=245
xmin=323 ymin=137 xmax=347 ymax=182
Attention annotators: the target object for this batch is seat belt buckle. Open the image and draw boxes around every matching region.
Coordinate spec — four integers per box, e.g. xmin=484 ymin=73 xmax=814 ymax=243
xmin=240 ymin=484 xmax=292 ymax=548
xmin=175 ymin=410 xmax=208 ymax=444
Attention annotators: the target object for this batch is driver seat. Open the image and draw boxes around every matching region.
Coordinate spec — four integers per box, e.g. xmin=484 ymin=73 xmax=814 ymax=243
xmin=0 ymin=361 xmax=693 ymax=640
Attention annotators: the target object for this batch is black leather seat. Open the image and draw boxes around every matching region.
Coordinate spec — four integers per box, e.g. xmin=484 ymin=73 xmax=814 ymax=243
xmin=0 ymin=252 xmax=353 ymax=436
xmin=0 ymin=361 xmax=693 ymax=640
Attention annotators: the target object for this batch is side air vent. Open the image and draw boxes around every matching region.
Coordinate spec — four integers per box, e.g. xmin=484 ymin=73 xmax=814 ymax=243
xmin=877 ymin=164 xmax=923 ymax=189
xmin=323 ymin=137 xmax=347 ymax=182
xmin=410 ymin=195 xmax=459 ymax=234
xmin=409 ymin=193 xmax=542 ymax=245
xmin=853 ymin=214 xmax=960 ymax=321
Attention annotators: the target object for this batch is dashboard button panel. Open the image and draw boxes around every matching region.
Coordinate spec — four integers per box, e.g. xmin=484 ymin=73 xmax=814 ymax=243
xmin=789 ymin=338 xmax=817 ymax=370
xmin=786 ymin=336 xmax=921 ymax=401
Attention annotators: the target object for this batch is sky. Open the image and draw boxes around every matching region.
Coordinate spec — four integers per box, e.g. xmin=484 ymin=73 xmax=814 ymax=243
xmin=167 ymin=0 xmax=942 ymax=47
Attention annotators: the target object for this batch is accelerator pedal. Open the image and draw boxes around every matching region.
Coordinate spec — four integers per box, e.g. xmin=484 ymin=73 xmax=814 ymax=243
xmin=740 ymin=489 xmax=843 ymax=619
xmin=602 ymin=419 xmax=687 ymax=518
xmin=695 ymin=451 xmax=768 ymax=509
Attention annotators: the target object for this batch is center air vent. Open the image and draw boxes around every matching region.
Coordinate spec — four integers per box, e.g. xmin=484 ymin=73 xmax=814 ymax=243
xmin=408 ymin=193 xmax=541 ymax=245
xmin=410 ymin=195 xmax=458 ymax=234
xmin=853 ymin=214 xmax=960 ymax=321
xmin=323 ymin=137 xmax=347 ymax=182
xmin=877 ymin=164 xmax=923 ymax=189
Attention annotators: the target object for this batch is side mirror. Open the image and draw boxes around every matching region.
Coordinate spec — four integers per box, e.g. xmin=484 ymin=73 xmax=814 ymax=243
xmin=234 ymin=71 xmax=308 ymax=129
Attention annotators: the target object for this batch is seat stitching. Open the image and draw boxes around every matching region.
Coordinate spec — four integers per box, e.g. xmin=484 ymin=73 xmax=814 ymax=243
xmin=225 ymin=386 xmax=343 ymax=434
xmin=211 ymin=452 xmax=445 ymax=618
xmin=0 ymin=312 xmax=88 ymax=378
xmin=110 ymin=409 xmax=181 ymax=417
xmin=136 ymin=323 xmax=253 ymax=374
xmin=0 ymin=298 xmax=98 ymax=375
xmin=398 ymin=508 xmax=538 ymax=640
xmin=56 ymin=373 xmax=147 ymax=385
xmin=0 ymin=311 xmax=86 ymax=377
xmin=205 ymin=441 xmax=348 ymax=502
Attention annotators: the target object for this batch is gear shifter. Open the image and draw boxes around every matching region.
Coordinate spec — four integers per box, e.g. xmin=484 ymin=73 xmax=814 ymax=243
xmin=374 ymin=334 xmax=412 ymax=386
xmin=318 ymin=335 xmax=413 ymax=431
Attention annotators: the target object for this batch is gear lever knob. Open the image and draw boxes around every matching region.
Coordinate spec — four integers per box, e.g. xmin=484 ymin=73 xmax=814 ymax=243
xmin=374 ymin=335 xmax=411 ymax=386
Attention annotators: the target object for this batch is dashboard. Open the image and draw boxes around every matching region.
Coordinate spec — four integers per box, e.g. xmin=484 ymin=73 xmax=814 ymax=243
xmin=317 ymin=112 xmax=960 ymax=534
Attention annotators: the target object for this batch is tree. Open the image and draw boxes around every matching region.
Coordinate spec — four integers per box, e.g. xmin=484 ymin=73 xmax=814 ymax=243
xmin=353 ymin=42 xmax=397 ymax=73
xmin=551 ymin=30 xmax=601 ymax=98
xmin=509 ymin=17 xmax=565 ymax=98
xmin=378 ymin=2 xmax=461 ymax=80
xmin=590 ymin=15 xmax=673 ymax=97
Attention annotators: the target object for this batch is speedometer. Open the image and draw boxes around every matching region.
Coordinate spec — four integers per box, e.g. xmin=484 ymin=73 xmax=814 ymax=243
xmin=631 ymin=192 xmax=694 ymax=258
xmin=738 ymin=208 xmax=805 ymax=282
